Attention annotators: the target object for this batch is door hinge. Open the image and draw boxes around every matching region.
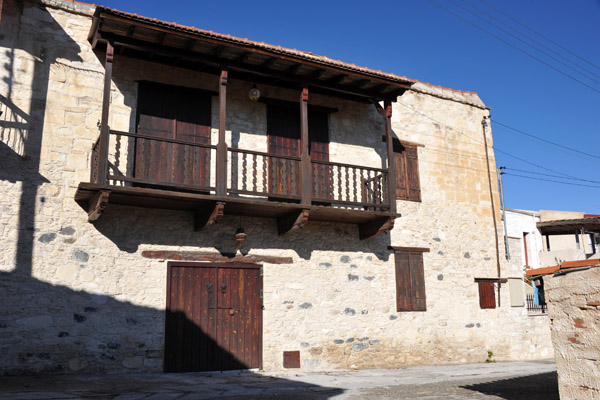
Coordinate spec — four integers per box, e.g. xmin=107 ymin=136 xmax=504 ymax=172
xmin=260 ymin=267 xmax=264 ymax=276
xmin=260 ymin=290 xmax=263 ymax=299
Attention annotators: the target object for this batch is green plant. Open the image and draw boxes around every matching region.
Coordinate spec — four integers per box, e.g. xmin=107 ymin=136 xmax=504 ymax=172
xmin=486 ymin=350 xmax=496 ymax=363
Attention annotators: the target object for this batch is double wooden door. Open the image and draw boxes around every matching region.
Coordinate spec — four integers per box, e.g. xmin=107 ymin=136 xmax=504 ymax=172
xmin=134 ymin=82 xmax=212 ymax=189
xmin=164 ymin=263 xmax=263 ymax=372
xmin=267 ymin=104 xmax=330 ymax=199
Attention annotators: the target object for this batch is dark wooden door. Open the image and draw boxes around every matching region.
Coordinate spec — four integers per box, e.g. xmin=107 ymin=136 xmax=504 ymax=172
xmin=164 ymin=263 xmax=262 ymax=372
xmin=135 ymin=82 xmax=211 ymax=189
xmin=267 ymin=104 xmax=329 ymax=199
xmin=267 ymin=105 xmax=301 ymax=197
xmin=308 ymin=111 xmax=331 ymax=201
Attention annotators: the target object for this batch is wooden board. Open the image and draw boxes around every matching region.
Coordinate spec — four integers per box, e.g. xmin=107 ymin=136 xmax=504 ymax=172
xmin=135 ymin=82 xmax=211 ymax=188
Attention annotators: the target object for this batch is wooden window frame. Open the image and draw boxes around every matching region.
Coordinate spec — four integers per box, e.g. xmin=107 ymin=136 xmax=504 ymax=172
xmin=392 ymin=247 xmax=429 ymax=312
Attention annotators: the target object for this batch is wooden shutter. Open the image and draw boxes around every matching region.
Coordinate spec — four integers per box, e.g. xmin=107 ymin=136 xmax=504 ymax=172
xmin=392 ymin=139 xmax=408 ymax=199
xmin=392 ymin=140 xmax=420 ymax=202
xmin=478 ymin=281 xmax=496 ymax=309
xmin=395 ymin=250 xmax=427 ymax=312
xmin=405 ymin=146 xmax=421 ymax=202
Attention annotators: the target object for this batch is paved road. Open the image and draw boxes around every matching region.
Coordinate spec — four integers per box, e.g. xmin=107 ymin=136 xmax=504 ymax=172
xmin=0 ymin=360 xmax=558 ymax=399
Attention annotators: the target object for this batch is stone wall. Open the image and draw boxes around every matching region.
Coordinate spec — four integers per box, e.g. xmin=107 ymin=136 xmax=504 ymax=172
xmin=545 ymin=267 xmax=600 ymax=399
xmin=0 ymin=0 xmax=553 ymax=375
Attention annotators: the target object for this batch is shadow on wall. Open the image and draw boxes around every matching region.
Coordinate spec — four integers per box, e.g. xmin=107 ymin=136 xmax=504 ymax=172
xmin=93 ymin=205 xmax=393 ymax=261
xmin=461 ymin=371 xmax=559 ymax=400
xmin=0 ymin=0 xmax=82 ymax=278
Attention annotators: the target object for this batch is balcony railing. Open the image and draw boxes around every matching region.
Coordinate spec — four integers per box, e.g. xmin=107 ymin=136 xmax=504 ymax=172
xmin=526 ymin=294 xmax=547 ymax=315
xmin=91 ymin=130 xmax=391 ymax=211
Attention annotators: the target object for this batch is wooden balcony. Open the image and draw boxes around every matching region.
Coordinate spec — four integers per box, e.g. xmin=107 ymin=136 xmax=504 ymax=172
xmin=75 ymin=130 xmax=398 ymax=239
xmin=75 ymin=7 xmax=415 ymax=239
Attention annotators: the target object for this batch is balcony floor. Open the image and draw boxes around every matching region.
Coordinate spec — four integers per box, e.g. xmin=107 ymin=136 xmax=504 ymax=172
xmin=75 ymin=183 xmax=399 ymax=239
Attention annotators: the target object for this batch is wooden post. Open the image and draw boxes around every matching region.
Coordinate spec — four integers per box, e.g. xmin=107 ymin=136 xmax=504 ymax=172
xmin=300 ymin=87 xmax=311 ymax=205
xmin=97 ymin=42 xmax=114 ymax=185
xmin=216 ymin=69 xmax=228 ymax=197
xmin=384 ymin=100 xmax=396 ymax=214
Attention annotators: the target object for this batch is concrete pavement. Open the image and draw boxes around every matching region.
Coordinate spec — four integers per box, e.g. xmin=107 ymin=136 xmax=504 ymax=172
xmin=0 ymin=360 xmax=558 ymax=399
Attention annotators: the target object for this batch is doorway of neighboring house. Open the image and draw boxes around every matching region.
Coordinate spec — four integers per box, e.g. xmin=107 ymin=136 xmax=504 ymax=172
xmin=164 ymin=263 xmax=263 ymax=372
xmin=133 ymin=82 xmax=212 ymax=190
xmin=266 ymin=103 xmax=331 ymax=200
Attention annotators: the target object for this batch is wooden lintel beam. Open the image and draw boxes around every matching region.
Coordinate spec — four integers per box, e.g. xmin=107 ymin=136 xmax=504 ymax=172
xmin=359 ymin=217 xmax=395 ymax=240
xmin=194 ymin=201 xmax=225 ymax=231
xmin=277 ymin=209 xmax=310 ymax=235
xmin=87 ymin=190 xmax=110 ymax=222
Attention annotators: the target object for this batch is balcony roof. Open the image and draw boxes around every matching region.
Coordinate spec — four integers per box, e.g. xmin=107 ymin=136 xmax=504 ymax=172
xmin=89 ymin=6 xmax=415 ymax=102
xmin=537 ymin=217 xmax=600 ymax=235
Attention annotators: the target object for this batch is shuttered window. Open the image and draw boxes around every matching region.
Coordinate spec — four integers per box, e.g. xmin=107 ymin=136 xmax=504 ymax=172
xmin=394 ymin=249 xmax=427 ymax=312
xmin=392 ymin=139 xmax=421 ymax=202
xmin=477 ymin=281 xmax=496 ymax=309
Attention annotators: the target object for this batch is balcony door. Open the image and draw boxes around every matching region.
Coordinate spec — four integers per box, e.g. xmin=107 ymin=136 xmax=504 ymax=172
xmin=266 ymin=103 xmax=330 ymax=199
xmin=134 ymin=82 xmax=212 ymax=190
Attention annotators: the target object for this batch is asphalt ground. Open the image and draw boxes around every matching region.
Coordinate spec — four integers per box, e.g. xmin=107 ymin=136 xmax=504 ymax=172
xmin=0 ymin=360 xmax=558 ymax=399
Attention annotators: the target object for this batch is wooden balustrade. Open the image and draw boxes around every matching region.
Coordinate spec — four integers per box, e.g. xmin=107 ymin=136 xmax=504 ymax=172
xmin=228 ymin=148 xmax=301 ymax=200
xmin=89 ymin=131 xmax=390 ymax=209
xmin=311 ymin=160 xmax=389 ymax=209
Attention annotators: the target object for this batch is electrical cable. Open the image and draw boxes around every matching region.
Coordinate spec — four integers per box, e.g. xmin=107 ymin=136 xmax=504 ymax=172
xmin=461 ymin=0 xmax=600 ymax=81
xmin=396 ymin=100 xmax=581 ymax=179
xmin=503 ymin=173 xmax=600 ymax=189
xmin=477 ymin=0 xmax=600 ymax=72
xmin=426 ymin=0 xmax=600 ymax=94
xmin=503 ymin=167 xmax=600 ymax=185
xmin=491 ymin=120 xmax=600 ymax=161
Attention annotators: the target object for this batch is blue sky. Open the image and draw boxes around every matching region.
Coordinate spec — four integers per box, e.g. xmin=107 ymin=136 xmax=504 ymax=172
xmin=96 ymin=0 xmax=600 ymax=213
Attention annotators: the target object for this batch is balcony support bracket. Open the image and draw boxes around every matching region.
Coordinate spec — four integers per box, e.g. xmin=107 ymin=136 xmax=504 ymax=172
xmin=194 ymin=201 xmax=225 ymax=231
xmin=277 ymin=209 xmax=310 ymax=235
xmin=88 ymin=190 xmax=110 ymax=222
xmin=359 ymin=216 xmax=395 ymax=240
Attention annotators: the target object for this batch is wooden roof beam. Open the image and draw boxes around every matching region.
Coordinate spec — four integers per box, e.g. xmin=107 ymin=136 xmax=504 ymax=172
xmin=94 ymin=12 xmax=413 ymax=89
xmin=260 ymin=57 xmax=277 ymax=69
xmin=96 ymin=33 xmax=405 ymax=100
xmin=237 ymin=51 xmax=251 ymax=63
xmin=213 ymin=45 xmax=225 ymax=57
xmin=285 ymin=63 xmax=302 ymax=75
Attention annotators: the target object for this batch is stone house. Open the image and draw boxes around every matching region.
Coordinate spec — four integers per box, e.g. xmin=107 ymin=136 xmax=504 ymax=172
xmin=0 ymin=0 xmax=553 ymax=374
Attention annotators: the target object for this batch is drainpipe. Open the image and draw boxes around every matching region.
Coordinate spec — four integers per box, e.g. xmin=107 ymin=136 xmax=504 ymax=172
xmin=482 ymin=115 xmax=502 ymax=307
xmin=497 ymin=166 xmax=510 ymax=260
